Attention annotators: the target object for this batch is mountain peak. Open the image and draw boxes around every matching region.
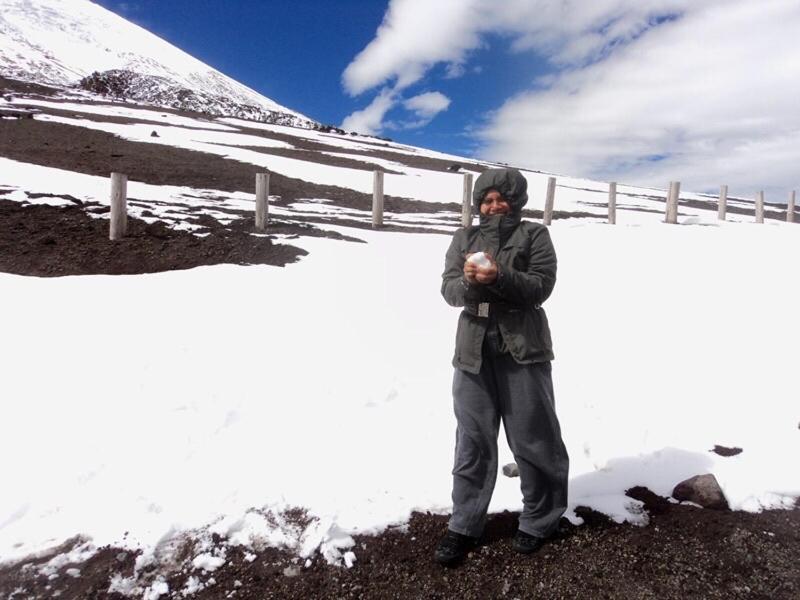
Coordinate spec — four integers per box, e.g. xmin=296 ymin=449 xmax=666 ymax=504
xmin=0 ymin=0 xmax=315 ymax=126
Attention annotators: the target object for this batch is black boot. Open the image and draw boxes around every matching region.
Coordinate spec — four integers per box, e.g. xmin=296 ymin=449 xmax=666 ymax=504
xmin=512 ymin=529 xmax=546 ymax=554
xmin=434 ymin=530 xmax=477 ymax=566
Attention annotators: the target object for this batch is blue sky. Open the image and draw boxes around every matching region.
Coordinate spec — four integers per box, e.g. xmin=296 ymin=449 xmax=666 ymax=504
xmin=93 ymin=0 xmax=545 ymax=157
xmin=93 ymin=1 xmax=388 ymax=125
xmin=93 ymin=0 xmax=800 ymax=198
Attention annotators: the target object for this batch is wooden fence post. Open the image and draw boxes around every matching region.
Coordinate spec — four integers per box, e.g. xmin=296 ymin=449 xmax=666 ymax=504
xmin=461 ymin=173 xmax=474 ymax=228
xmin=255 ymin=172 xmax=270 ymax=231
xmin=665 ymin=181 xmax=680 ymax=224
xmin=109 ymin=172 xmax=127 ymax=240
xmin=543 ymin=176 xmax=556 ymax=226
xmin=788 ymin=190 xmax=796 ymax=223
xmin=372 ymin=170 xmax=384 ymax=229
xmin=718 ymin=185 xmax=728 ymax=221
xmin=608 ymin=181 xmax=617 ymax=225
xmin=755 ymin=191 xmax=764 ymax=224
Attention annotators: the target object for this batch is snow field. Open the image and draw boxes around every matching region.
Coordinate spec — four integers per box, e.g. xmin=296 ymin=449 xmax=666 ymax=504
xmin=1 ymin=222 xmax=798 ymax=575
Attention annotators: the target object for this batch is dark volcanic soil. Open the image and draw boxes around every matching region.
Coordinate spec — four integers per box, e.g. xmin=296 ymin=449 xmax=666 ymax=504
xmin=0 ymin=199 xmax=315 ymax=275
xmin=1 ymin=494 xmax=798 ymax=600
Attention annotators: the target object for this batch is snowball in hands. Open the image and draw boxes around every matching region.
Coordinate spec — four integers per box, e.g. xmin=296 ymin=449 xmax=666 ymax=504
xmin=467 ymin=252 xmax=492 ymax=268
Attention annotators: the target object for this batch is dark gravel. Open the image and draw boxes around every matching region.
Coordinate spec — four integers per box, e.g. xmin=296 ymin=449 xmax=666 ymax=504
xmin=1 ymin=494 xmax=798 ymax=599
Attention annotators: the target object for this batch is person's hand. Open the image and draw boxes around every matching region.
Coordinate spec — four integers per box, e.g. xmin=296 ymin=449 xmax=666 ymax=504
xmin=474 ymin=258 xmax=498 ymax=284
xmin=463 ymin=253 xmax=479 ymax=284
xmin=464 ymin=252 xmax=497 ymax=284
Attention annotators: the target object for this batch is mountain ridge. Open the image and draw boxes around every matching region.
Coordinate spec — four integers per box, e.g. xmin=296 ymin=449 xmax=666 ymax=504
xmin=0 ymin=0 xmax=318 ymax=128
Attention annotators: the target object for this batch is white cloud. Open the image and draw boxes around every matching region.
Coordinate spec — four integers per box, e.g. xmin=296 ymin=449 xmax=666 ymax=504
xmin=391 ymin=91 xmax=452 ymax=130
xmin=343 ymin=0 xmax=693 ymax=96
xmin=342 ymin=0 xmax=800 ymax=196
xmin=444 ymin=62 xmax=466 ymax=79
xmin=340 ymin=87 xmax=397 ymax=135
xmin=479 ymin=0 xmax=800 ymax=196
xmin=341 ymin=90 xmax=451 ymax=134
xmin=403 ymin=92 xmax=451 ymax=119
xmin=341 ymin=0 xmax=484 ymax=95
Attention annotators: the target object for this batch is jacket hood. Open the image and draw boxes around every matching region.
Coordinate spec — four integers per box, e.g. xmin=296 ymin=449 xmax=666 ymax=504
xmin=472 ymin=168 xmax=529 ymax=213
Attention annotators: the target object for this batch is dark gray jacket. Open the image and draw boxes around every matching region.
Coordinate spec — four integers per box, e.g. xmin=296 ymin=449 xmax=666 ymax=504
xmin=441 ymin=168 xmax=556 ymax=374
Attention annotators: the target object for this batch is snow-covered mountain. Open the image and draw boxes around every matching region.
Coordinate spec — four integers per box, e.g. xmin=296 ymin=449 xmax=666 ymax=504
xmin=0 ymin=0 xmax=316 ymax=127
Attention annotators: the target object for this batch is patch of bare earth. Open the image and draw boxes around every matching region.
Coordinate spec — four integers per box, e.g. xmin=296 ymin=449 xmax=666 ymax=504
xmin=1 ymin=493 xmax=798 ymax=599
xmin=0 ymin=199 xmax=314 ymax=276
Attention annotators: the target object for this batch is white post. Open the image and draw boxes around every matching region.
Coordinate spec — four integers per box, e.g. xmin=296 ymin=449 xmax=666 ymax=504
xmin=543 ymin=176 xmax=556 ymax=226
xmin=788 ymin=190 xmax=796 ymax=223
xmin=665 ymin=181 xmax=680 ymax=224
xmin=255 ymin=172 xmax=270 ymax=231
xmin=372 ymin=170 xmax=384 ymax=229
xmin=109 ymin=172 xmax=127 ymax=241
xmin=608 ymin=181 xmax=617 ymax=225
xmin=461 ymin=173 xmax=474 ymax=228
xmin=718 ymin=185 xmax=728 ymax=221
xmin=755 ymin=191 xmax=764 ymax=224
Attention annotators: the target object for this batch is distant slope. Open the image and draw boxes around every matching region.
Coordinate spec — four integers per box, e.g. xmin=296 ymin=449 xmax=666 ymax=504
xmin=3 ymin=82 xmax=789 ymax=234
xmin=0 ymin=0 xmax=315 ymax=127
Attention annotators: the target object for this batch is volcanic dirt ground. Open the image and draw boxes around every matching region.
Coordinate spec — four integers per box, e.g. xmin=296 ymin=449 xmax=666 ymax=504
xmin=0 ymin=495 xmax=798 ymax=599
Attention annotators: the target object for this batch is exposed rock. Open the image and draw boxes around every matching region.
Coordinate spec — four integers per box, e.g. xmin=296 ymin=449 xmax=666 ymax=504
xmin=625 ymin=486 xmax=672 ymax=515
xmin=711 ymin=444 xmax=743 ymax=457
xmin=672 ymin=474 xmax=730 ymax=510
xmin=150 ymin=130 xmax=159 ymax=137
xmin=282 ymin=566 xmax=301 ymax=578
xmin=0 ymin=107 xmax=37 ymax=119
xmin=313 ymin=123 xmax=346 ymax=135
xmin=502 ymin=463 xmax=519 ymax=478
xmin=77 ymin=70 xmax=317 ymax=128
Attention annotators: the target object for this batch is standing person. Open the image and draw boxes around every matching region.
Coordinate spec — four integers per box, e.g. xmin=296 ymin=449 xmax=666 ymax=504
xmin=435 ymin=167 xmax=569 ymax=567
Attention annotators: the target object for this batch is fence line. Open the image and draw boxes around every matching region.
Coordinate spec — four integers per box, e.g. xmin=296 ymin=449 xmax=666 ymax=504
xmin=99 ymin=171 xmax=798 ymax=247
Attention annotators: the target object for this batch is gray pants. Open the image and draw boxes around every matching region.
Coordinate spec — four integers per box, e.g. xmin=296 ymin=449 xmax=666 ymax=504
xmin=448 ymin=342 xmax=569 ymax=538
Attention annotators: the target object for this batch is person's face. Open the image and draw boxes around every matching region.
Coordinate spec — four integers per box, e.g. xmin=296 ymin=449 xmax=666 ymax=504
xmin=480 ymin=190 xmax=510 ymax=216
